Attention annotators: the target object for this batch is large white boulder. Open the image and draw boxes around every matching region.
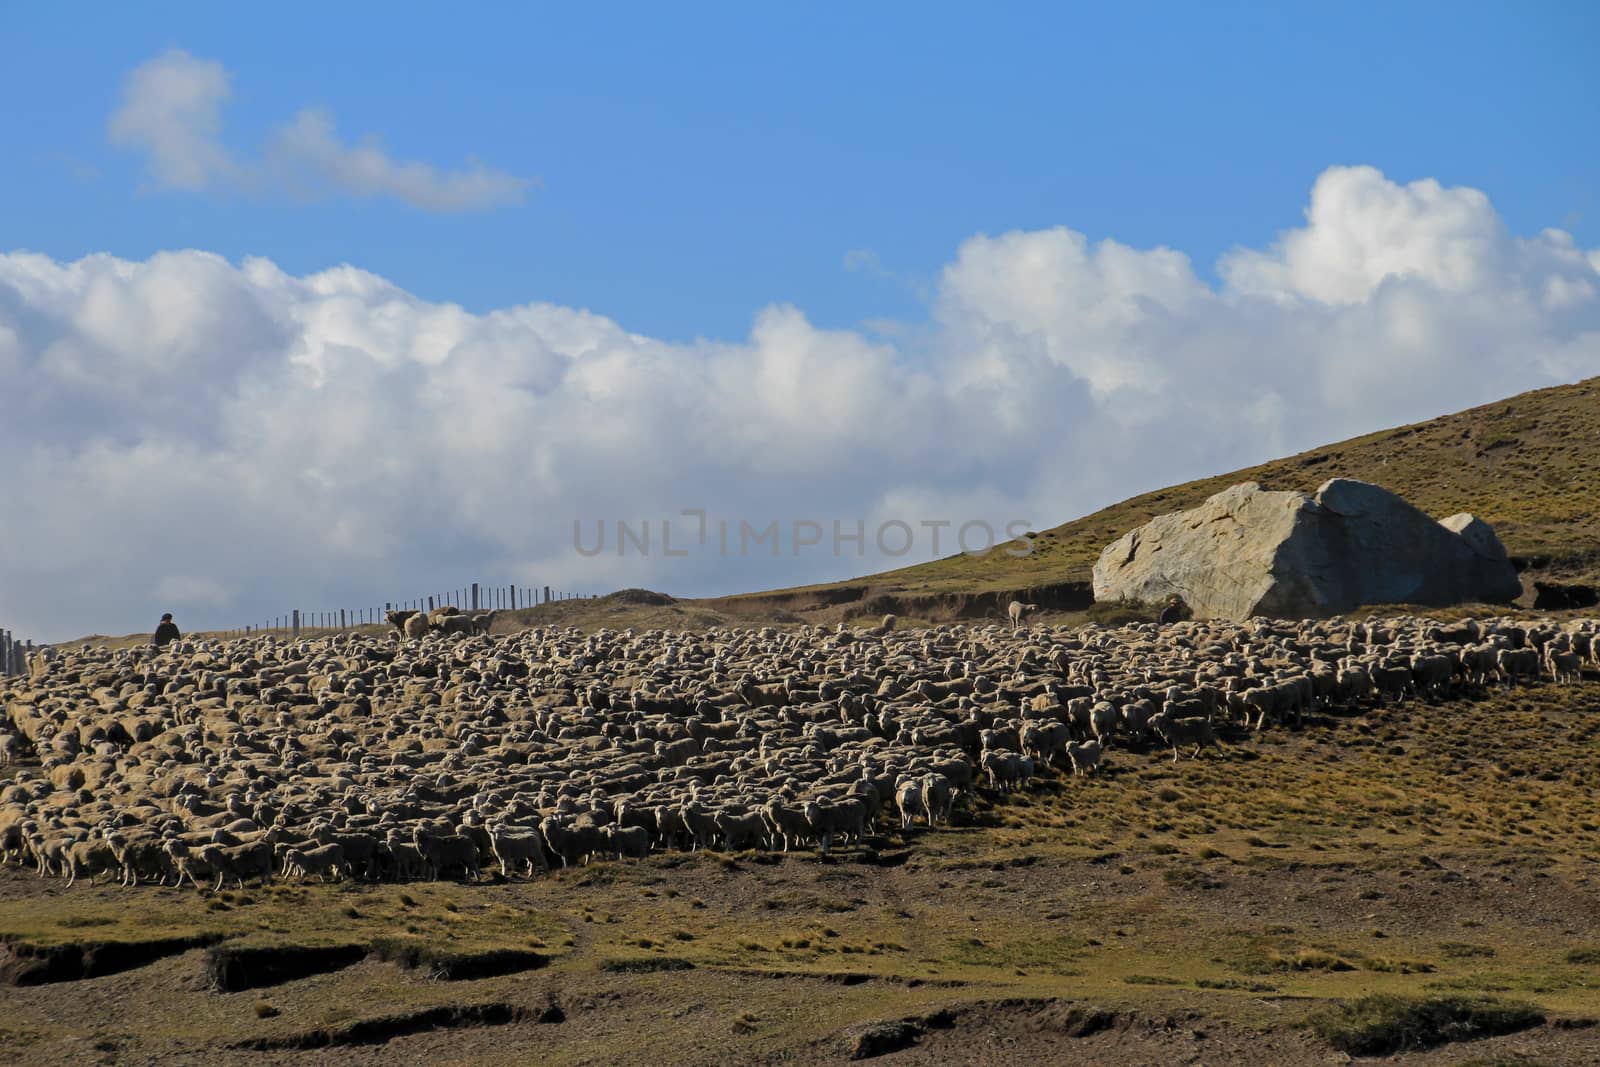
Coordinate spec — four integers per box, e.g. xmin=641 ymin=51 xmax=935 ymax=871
xmin=1091 ymin=479 xmax=1522 ymax=619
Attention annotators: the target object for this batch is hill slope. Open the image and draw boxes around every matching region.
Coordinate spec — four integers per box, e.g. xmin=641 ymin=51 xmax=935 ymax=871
xmin=706 ymin=375 xmax=1600 ymax=623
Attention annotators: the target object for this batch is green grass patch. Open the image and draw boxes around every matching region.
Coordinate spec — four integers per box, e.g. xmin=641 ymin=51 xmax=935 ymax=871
xmin=1441 ymin=941 xmax=1499 ymax=959
xmin=1123 ymin=974 xmax=1184 ymax=986
xmin=1308 ymin=994 xmax=1543 ymax=1055
xmin=1277 ymin=948 xmax=1357 ymax=972
xmin=946 ymin=934 xmax=1086 ymax=975
xmin=600 ymin=956 xmax=696 ymax=973
xmin=1363 ymin=956 xmax=1437 ymax=974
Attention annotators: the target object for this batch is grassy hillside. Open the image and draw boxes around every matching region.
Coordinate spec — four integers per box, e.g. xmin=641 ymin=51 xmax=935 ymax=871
xmin=710 ymin=375 xmax=1600 ymax=622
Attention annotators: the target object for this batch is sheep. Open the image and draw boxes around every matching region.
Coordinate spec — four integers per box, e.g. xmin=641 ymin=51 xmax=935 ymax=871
xmin=104 ymin=831 xmax=169 ymax=887
xmin=1063 ymin=697 xmax=1094 ymax=739
xmin=161 ymin=839 xmax=215 ymax=891
xmin=1336 ymin=665 xmax=1375 ymax=703
xmin=654 ymin=805 xmax=692 ymax=851
xmin=63 ymin=834 xmax=117 ymax=889
xmin=980 ymin=749 xmax=1033 ymax=793
xmin=383 ymin=832 xmax=427 ymax=880
xmin=311 ymin=826 xmax=381 ymax=879
xmin=716 ymin=809 xmax=768 ymax=852
xmin=1063 ymin=739 xmax=1104 ymax=777
xmin=1 ymin=820 xmax=31 ymax=869
xmin=1546 ymin=649 xmax=1583 ymax=685
xmin=1089 ymin=701 xmax=1119 ymax=747
xmin=412 ymin=828 xmax=481 ymax=881
xmin=487 ymin=825 xmax=549 ymax=878
xmin=282 ymin=843 xmax=349 ymax=883
xmin=1496 ymin=648 xmax=1541 ymax=687
xmin=922 ymin=773 xmax=954 ymax=824
xmin=539 ymin=817 xmax=601 ymax=867
xmin=9 ymin=609 xmax=1597 ymax=899
xmin=1120 ymin=698 xmax=1156 ymax=741
xmin=385 ymin=609 xmax=419 ymax=633
xmin=1240 ymin=687 xmax=1282 ymax=732
xmin=804 ymin=797 xmax=867 ymax=856
xmin=761 ymin=799 xmax=814 ymax=852
xmin=1410 ymin=653 xmax=1455 ymax=698
xmin=679 ymin=805 xmax=724 ymax=851
xmin=602 ymin=823 xmax=652 ymax=860
xmin=1020 ymin=720 xmax=1069 ymax=766
xmin=1370 ymin=663 xmax=1414 ymax=704
xmin=435 ymin=614 xmax=477 ymax=638
xmin=210 ymin=837 xmax=276 ymax=889
xmin=895 ymin=776 xmax=929 ymax=829
xmin=1007 ymin=601 xmax=1039 ymax=631
xmin=1147 ymin=712 xmax=1218 ymax=763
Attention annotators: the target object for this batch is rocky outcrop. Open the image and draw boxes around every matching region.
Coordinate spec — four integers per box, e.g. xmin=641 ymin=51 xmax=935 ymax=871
xmin=1092 ymin=479 xmax=1522 ymax=619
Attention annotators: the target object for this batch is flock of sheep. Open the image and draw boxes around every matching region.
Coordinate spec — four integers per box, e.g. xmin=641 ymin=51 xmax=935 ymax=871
xmin=385 ymin=605 xmax=497 ymax=639
xmin=1 ymin=607 xmax=1596 ymax=893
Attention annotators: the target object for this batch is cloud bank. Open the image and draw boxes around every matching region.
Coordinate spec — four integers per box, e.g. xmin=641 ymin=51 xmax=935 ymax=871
xmin=3 ymin=166 xmax=1597 ymax=640
xmin=107 ymin=48 xmax=529 ymax=211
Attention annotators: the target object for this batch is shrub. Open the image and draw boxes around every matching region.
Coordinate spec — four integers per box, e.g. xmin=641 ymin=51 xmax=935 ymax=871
xmin=1363 ymin=956 xmax=1436 ymax=974
xmin=1123 ymin=974 xmax=1183 ymax=986
xmin=1278 ymin=949 xmax=1356 ymax=972
xmin=1441 ymin=942 xmax=1497 ymax=959
xmin=1309 ymin=995 xmax=1542 ymax=1055
xmin=599 ymin=957 xmax=695 ymax=973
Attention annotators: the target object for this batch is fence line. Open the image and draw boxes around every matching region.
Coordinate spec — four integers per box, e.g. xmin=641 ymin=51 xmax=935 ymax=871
xmin=4 ymin=584 xmax=599 ymax=659
xmin=213 ymin=581 xmax=594 ymax=640
xmin=1 ymin=628 xmax=33 ymax=677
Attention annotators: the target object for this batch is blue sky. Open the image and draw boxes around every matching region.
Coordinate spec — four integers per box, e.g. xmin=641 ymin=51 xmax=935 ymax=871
xmin=4 ymin=3 xmax=1595 ymax=341
xmin=3 ymin=5 xmax=1599 ymax=640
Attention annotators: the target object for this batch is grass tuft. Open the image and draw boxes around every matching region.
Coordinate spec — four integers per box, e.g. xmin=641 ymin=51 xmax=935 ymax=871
xmin=1308 ymin=994 xmax=1543 ymax=1055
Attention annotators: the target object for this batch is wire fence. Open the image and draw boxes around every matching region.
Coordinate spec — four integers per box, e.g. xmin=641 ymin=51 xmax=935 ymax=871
xmin=2 ymin=583 xmax=596 ymax=665
xmin=1 ymin=628 xmax=30 ymax=677
xmin=214 ymin=581 xmax=592 ymax=639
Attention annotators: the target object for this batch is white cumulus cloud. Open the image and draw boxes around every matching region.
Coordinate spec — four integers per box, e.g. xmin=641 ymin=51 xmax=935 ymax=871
xmin=1 ymin=166 xmax=1597 ymax=641
xmin=107 ymin=48 xmax=529 ymax=211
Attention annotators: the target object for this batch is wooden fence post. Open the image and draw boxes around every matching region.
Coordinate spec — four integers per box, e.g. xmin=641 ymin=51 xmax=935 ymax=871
xmin=544 ymin=585 xmax=551 ymax=604
xmin=292 ymin=610 xmax=300 ymax=637
xmin=472 ymin=583 xmax=479 ymax=610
